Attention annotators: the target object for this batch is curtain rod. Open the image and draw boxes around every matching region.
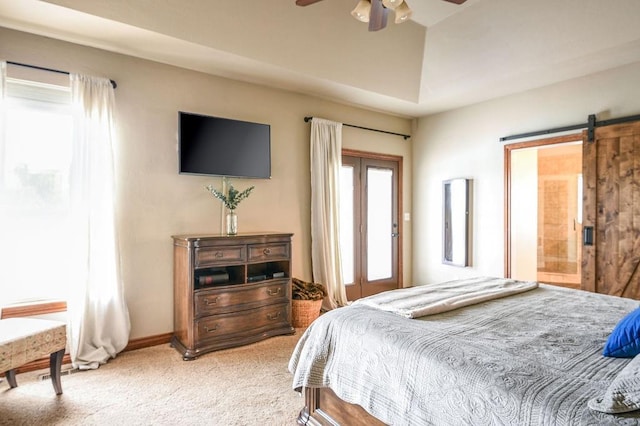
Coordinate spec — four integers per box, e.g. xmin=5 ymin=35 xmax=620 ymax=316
xmin=7 ymin=61 xmax=117 ymax=89
xmin=303 ymin=116 xmax=410 ymax=140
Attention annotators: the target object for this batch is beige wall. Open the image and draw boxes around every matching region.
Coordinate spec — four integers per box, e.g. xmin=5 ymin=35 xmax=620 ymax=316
xmin=0 ymin=27 xmax=412 ymax=339
xmin=413 ymin=59 xmax=640 ymax=285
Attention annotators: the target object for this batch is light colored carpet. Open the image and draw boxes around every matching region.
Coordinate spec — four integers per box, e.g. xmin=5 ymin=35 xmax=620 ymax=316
xmin=0 ymin=332 xmax=304 ymax=425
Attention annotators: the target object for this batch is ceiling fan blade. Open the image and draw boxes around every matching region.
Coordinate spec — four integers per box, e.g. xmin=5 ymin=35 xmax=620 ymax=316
xmin=442 ymin=0 xmax=467 ymax=4
xmin=296 ymin=0 xmax=324 ymax=5
xmin=368 ymin=0 xmax=388 ymax=31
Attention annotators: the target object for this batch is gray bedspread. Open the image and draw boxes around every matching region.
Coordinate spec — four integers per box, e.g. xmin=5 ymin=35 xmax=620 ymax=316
xmin=289 ymin=284 xmax=640 ymax=425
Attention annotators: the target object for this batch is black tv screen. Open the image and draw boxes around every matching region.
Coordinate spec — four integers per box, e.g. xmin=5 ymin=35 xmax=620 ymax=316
xmin=179 ymin=111 xmax=271 ymax=179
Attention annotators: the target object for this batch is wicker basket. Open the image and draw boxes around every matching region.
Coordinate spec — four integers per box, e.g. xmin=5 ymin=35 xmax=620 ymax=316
xmin=291 ymin=299 xmax=322 ymax=328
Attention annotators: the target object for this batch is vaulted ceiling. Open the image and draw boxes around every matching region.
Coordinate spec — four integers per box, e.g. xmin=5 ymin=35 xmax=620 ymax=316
xmin=1 ymin=0 xmax=640 ymax=117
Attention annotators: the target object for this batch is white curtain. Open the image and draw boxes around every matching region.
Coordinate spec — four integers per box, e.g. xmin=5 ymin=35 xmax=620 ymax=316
xmin=0 ymin=65 xmax=5 ymax=316
xmin=68 ymin=74 xmax=130 ymax=369
xmin=0 ymin=62 xmax=8 ymax=320
xmin=0 ymin=61 xmax=5 ymax=97
xmin=0 ymin=63 xmax=5 ymax=184
xmin=310 ymin=118 xmax=348 ymax=310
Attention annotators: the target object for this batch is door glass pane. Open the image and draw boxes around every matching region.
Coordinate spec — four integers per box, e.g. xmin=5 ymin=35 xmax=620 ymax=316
xmin=367 ymin=167 xmax=392 ymax=281
xmin=340 ymin=165 xmax=354 ymax=285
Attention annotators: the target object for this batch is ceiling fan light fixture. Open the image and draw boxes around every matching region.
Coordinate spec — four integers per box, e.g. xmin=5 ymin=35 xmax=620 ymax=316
xmin=351 ymin=0 xmax=372 ymax=23
xmin=381 ymin=0 xmax=404 ymax=10
xmin=394 ymin=2 xmax=412 ymax=23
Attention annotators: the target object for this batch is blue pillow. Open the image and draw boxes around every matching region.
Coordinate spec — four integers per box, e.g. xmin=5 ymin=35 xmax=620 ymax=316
xmin=604 ymin=307 xmax=640 ymax=358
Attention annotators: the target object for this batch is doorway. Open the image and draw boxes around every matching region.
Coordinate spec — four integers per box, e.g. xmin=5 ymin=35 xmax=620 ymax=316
xmin=505 ymin=136 xmax=583 ymax=289
xmin=340 ymin=150 xmax=401 ymax=301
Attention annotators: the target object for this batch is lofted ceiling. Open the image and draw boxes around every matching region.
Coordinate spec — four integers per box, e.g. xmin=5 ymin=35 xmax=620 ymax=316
xmin=1 ymin=0 xmax=640 ymax=118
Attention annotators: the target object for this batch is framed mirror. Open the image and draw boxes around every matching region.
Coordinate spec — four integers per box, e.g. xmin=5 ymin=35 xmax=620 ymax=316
xmin=443 ymin=178 xmax=470 ymax=266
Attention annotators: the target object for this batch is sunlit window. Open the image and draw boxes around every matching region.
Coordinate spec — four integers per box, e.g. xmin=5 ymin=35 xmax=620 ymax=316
xmin=0 ymin=78 xmax=73 ymax=305
xmin=367 ymin=167 xmax=392 ymax=281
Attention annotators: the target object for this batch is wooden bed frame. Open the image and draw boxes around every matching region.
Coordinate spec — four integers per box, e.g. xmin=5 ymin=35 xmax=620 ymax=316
xmin=298 ymin=387 xmax=385 ymax=426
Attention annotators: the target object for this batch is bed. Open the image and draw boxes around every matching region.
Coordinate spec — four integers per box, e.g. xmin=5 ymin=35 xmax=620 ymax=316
xmin=289 ymin=278 xmax=640 ymax=425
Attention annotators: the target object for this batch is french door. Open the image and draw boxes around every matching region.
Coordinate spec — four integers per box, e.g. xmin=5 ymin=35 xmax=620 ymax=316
xmin=340 ymin=151 xmax=401 ymax=301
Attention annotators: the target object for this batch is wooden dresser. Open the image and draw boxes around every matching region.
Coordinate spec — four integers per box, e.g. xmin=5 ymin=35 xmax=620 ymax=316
xmin=171 ymin=233 xmax=294 ymax=360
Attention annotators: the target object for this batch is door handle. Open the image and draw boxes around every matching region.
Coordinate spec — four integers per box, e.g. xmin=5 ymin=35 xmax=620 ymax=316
xmin=583 ymin=226 xmax=594 ymax=246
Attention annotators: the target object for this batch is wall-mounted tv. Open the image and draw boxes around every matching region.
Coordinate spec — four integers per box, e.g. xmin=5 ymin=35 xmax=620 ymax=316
xmin=178 ymin=111 xmax=271 ymax=179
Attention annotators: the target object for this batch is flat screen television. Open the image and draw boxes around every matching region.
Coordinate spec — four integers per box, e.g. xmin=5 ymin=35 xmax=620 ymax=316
xmin=178 ymin=111 xmax=271 ymax=179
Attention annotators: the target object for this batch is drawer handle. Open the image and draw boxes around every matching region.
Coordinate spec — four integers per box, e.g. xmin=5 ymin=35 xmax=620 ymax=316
xmin=214 ymin=251 xmax=224 ymax=258
xmin=204 ymin=324 xmax=219 ymax=333
xmin=267 ymin=288 xmax=282 ymax=296
xmin=267 ymin=312 xmax=281 ymax=321
xmin=263 ymin=248 xmax=271 ymax=256
xmin=204 ymin=297 xmax=219 ymax=305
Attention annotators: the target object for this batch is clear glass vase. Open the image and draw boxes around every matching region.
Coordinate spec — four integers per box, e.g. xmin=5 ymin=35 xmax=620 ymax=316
xmin=226 ymin=210 xmax=238 ymax=235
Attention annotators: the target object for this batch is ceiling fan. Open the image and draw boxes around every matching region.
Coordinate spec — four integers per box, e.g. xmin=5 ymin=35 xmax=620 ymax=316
xmin=296 ymin=0 xmax=468 ymax=32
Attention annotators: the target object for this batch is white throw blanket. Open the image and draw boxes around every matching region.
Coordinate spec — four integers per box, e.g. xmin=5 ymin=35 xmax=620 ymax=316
xmin=352 ymin=276 xmax=538 ymax=318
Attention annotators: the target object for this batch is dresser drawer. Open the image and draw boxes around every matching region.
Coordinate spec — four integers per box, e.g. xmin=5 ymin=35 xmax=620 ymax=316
xmin=194 ymin=280 xmax=290 ymax=317
xmin=248 ymin=243 xmax=290 ymax=262
xmin=195 ymin=303 xmax=289 ymax=342
xmin=195 ymin=245 xmax=245 ymax=267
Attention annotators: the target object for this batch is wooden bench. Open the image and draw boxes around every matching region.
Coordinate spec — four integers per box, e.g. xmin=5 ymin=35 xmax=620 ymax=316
xmin=0 ymin=318 xmax=67 ymax=395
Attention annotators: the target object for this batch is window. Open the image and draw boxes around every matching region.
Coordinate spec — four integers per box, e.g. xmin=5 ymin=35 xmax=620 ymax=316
xmin=0 ymin=77 xmax=73 ymax=305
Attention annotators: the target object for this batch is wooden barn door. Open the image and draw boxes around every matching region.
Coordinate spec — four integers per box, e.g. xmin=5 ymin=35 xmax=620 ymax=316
xmin=582 ymin=121 xmax=640 ymax=298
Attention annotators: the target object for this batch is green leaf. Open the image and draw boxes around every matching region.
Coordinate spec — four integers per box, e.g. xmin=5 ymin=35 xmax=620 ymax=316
xmin=205 ymin=183 xmax=254 ymax=210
